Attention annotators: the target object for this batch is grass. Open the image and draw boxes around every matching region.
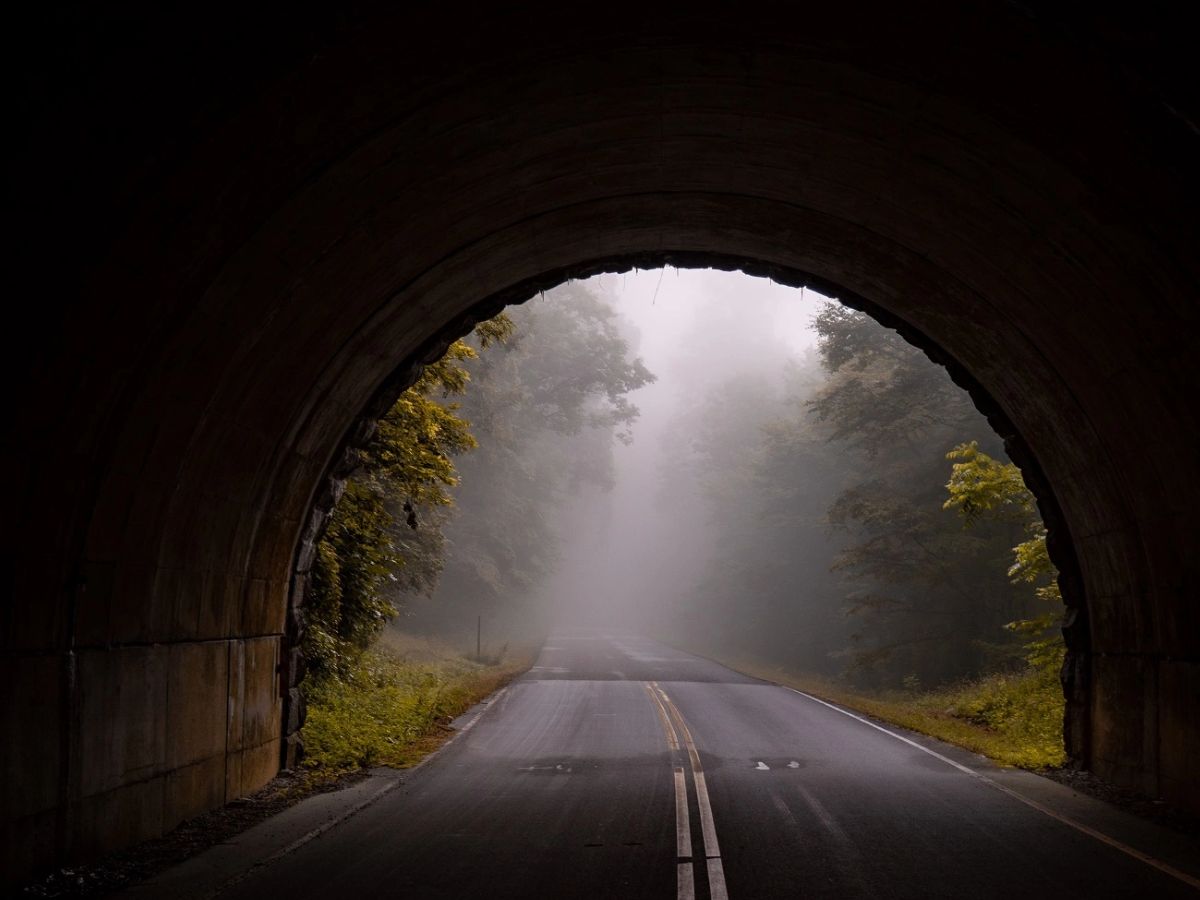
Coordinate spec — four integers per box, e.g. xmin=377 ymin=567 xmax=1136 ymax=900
xmin=708 ymin=656 xmax=1067 ymax=770
xmin=301 ymin=632 xmax=532 ymax=774
xmin=304 ymin=629 xmax=1065 ymax=774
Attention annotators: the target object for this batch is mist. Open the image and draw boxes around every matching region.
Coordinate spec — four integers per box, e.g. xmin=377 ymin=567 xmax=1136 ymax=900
xmin=394 ymin=267 xmax=1037 ymax=689
xmin=534 ymin=269 xmax=823 ymax=631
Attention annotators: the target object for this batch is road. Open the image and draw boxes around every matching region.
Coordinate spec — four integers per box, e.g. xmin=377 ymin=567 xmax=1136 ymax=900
xmin=215 ymin=631 xmax=1198 ymax=899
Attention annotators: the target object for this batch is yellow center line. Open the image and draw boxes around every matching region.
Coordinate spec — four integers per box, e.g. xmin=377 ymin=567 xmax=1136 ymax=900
xmin=644 ymin=681 xmax=681 ymax=750
xmin=653 ymin=683 xmax=730 ymax=900
xmin=645 ymin=682 xmax=694 ymax=900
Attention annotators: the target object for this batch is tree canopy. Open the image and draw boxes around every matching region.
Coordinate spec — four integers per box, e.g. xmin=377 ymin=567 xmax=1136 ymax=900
xmin=663 ymin=301 xmax=1060 ymax=689
xmin=303 ymin=283 xmax=655 ymax=679
xmin=303 ymin=319 xmax=513 ymax=681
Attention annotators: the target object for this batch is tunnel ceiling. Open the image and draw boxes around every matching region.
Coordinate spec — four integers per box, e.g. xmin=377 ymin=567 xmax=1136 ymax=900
xmin=5 ymin=1 xmax=1199 ymax=881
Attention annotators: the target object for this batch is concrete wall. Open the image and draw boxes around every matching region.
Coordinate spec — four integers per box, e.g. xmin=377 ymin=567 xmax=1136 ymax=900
xmin=5 ymin=2 xmax=1198 ymax=885
xmin=2 ymin=638 xmax=281 ymax=876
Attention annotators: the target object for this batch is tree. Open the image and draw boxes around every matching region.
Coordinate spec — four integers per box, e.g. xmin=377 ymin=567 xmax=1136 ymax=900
xmin=398 ymin=282 xmax=656 ymax=634
xmin=675 ymin=302 xmax=1037 ymax=686
xmin=807 ymin=304 xmax=1031 ymax=685
xmin=303 ymin=316 xmax=513 ymax=682
xmin=944 ymin=441 xmax=1064 ymax=673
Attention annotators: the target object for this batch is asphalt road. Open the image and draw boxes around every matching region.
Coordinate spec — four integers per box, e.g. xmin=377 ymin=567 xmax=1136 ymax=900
xmin=218 ymin=631 xmax=1199 ymax=899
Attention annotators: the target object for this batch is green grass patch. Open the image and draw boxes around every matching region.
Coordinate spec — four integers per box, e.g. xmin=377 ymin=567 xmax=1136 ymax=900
xmin=709 ymin=658 xmax=1066 ymax=770
xmin=301 ymin=634 xmax=531 ymax=774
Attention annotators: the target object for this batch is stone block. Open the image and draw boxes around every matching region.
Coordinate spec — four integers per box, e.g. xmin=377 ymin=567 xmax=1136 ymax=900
xmin=0 ymin=808 xmax=59 ymax=891
xmin=282 ymin=732 xmax=305 ymax=770
xmin=240 ymin=578 xmax=273 ymax=636
xmin=0 ymin=653 xmax=62 ymax=820
xmin=215 ymin=572 xmax=244 ymax=638
xmin=6 ymin=559 xmax=64 ymax=651
xmin=264 ymin=579 xmax=288 ymax=636
xmin=75 ymin=560 xmax=116 ymax=647
xmin=77 ymin=647 xmax=167 ymax=797
xmin=1158 ymin=660 xmax=1200 ymax=811
xmin=236 ymin=738 xmax=282 ymax=798
xmin=107 ymin=563 xmax=158 ymax=644
xmin=226 ymin=639 xmax=246 ymax=752
xmin=1090 ymin=653 xmax=1159 ymax=797
xmin=70 ymin=776 xmax=164 ymax=862
xmin=195 ymin=569 xmax=232 ymax=640
xmin=84 ymin=474 xmax=136 ymax=560
xmin=240 ymin=637 xmax=282 ymax=752
xmin=163 ymin=754 xmax=226 ymax=831
xmin=150 ymin=566 xmax=196 ymax=643
xmin=284 ymin=687 xmax=306 ymax=735
xmin=165 ymin=641 xmax=229 ymax=769
xmin=119 ymin=482 xmax=169 ymax=564
xmin=224 ymin=746 xmax=243 ymax=803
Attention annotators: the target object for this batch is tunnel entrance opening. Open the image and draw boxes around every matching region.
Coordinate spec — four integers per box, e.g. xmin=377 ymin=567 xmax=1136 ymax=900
xmin=9 ymin=5 xmax=1199 ymax=885
xmin=284 ymin=259 xmax=1088 ymax=779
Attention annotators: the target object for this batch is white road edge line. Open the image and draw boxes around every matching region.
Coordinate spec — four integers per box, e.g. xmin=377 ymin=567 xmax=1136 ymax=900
xmin=657 ymin=686 xmax=730 ymax=900
xmin=790 ymin=688 xmax=1200 ymax=892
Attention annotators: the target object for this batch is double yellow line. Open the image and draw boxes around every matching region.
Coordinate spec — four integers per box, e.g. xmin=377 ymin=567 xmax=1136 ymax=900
xmin=644 ymin=682 xmax=729 ymax=900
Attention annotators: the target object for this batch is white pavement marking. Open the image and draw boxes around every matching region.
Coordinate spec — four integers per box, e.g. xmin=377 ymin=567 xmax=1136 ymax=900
xmin=787 ymin=761 xmax=800 ymax=769
xmin=656 ymin=685 xmax=730 ymax=900
xmin=755 ymin=761 xmax=770 ymax=770
xmin=791 ymin=688 xmax=1200 ymax=892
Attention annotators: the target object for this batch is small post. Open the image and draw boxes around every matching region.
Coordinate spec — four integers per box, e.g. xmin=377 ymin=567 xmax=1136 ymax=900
xmin=476 ymin=615 xmax=481 ymax=662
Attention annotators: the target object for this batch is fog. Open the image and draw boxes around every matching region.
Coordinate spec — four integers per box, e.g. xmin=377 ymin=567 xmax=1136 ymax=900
xmin=535 ymin=269 xmax=823 ymax=631
xmin=398 ymin=267 xmax=1036 ymax=688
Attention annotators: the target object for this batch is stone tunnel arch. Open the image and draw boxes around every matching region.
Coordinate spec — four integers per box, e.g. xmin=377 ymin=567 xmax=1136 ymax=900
xmin=6 ymin=2 xmax=1197 ymax=886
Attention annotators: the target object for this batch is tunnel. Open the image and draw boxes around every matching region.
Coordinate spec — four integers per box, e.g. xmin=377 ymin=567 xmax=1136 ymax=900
xmin=4 ymin=2 xmax=1198 ymax=884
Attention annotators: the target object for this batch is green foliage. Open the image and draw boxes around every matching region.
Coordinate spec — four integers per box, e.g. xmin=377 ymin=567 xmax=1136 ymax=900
xmin=304 ymin=287 xmax=653 ymax=676
xmin=305 ymin=483 xmax=405 ymax=679
xmin=943 ymin=441 xmax=1064 ymax=673
xmin=666 ymin=302 xmax=1041 ymax=687
xmin=943 ymin=441 xmax=1033 ymax=523
xmin=917 ymin=665 xmax=1066 ymax=767
xmin=725 ymin=659 xmax=1065 ymax=770
xmin=410 ymin=284 xmax=655 ymax=630
xmin=303 ymin=318 xmax=512 ymax=682
xmin=806 ymin=306 xmax=1026 ymax=684
xmin=302 ymin=640 xmax=527 ymax=773
xmin=809 ymin=304 xmax=971 ymax=457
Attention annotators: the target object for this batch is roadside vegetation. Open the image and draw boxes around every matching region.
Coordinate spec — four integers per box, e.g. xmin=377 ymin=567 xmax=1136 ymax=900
xmin=303 ymin=633 xmax=532 ymax=773
xmin=722 ymin=659 xmax=1065 ymax=769
xmin=658 ymin=297 xmax=1067 ymax=769
xmin=301 ymin=274 xmax=1067 ymax=776
xmin=298 ymin=282 xmax=653 ymax=773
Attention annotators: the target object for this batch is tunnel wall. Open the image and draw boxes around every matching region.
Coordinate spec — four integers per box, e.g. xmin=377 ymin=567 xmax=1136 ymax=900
xmin=5 ymin=2 xmax=1198 ymax=884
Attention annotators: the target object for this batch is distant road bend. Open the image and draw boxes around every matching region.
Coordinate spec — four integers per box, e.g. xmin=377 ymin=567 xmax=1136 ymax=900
xmin=208 ymin=632 xmax=1197 ymax=899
